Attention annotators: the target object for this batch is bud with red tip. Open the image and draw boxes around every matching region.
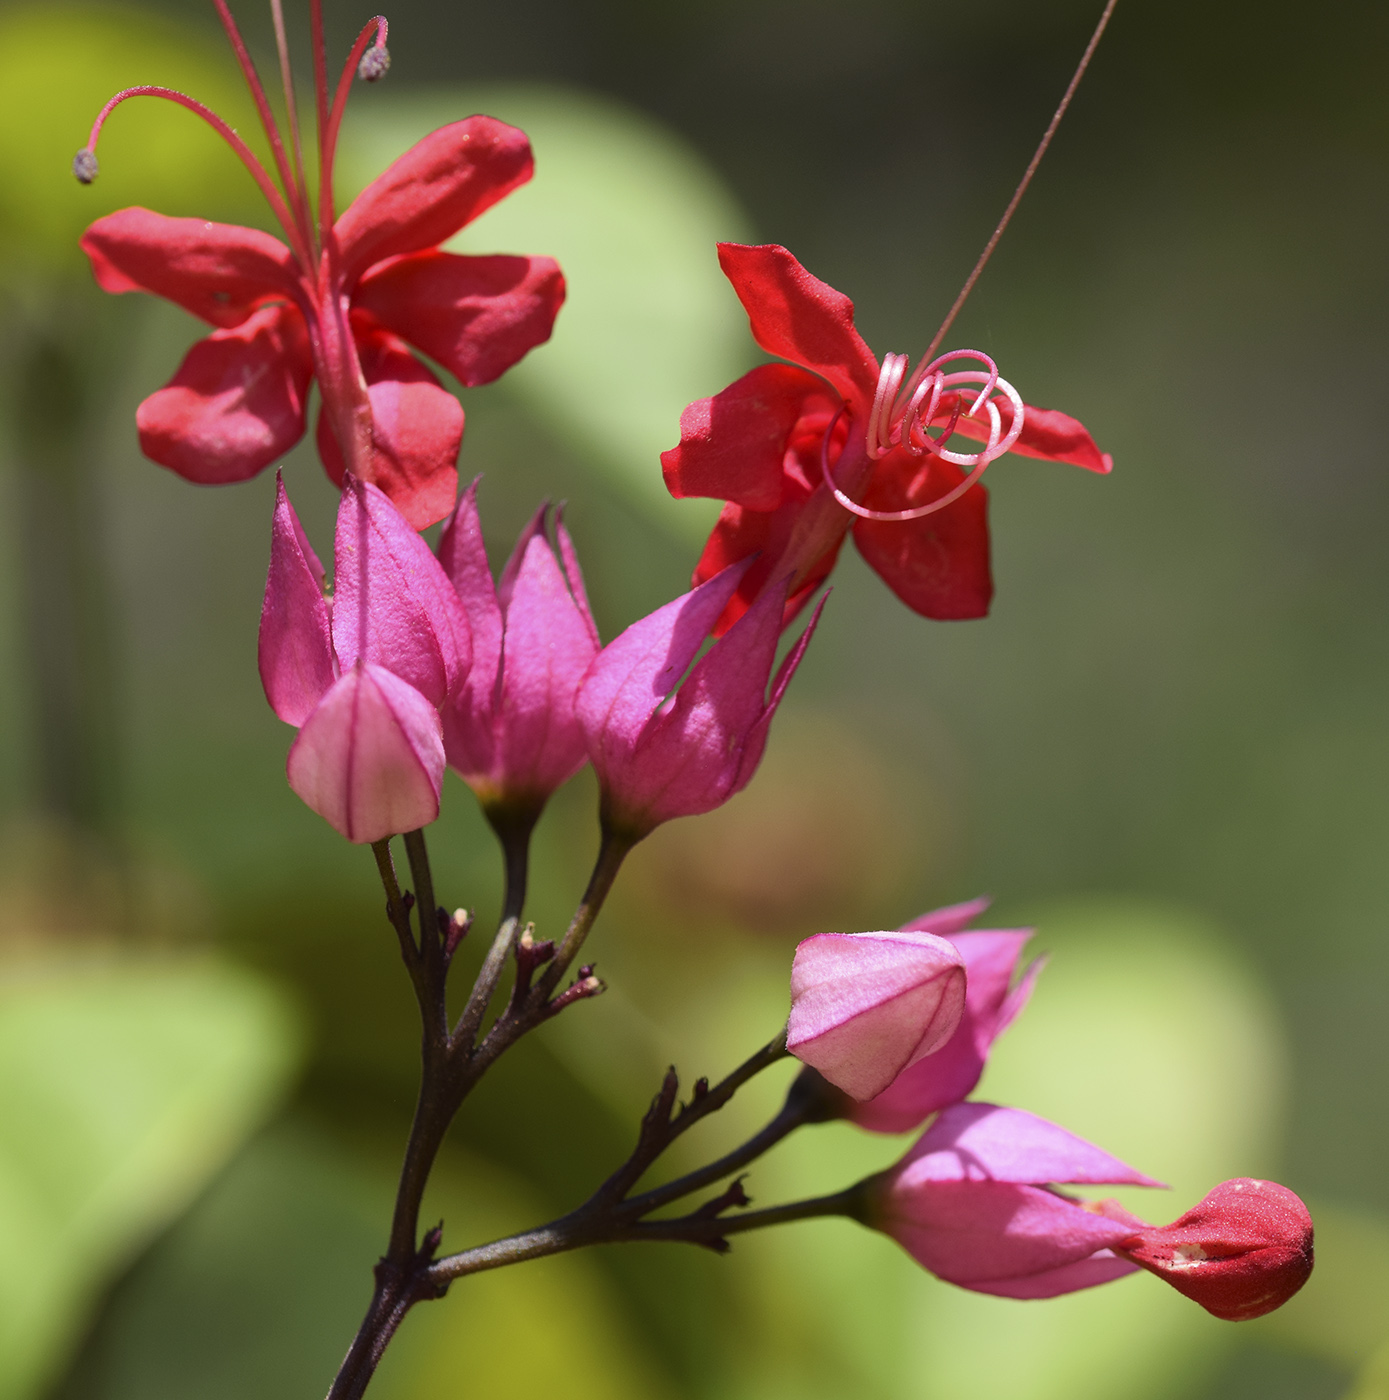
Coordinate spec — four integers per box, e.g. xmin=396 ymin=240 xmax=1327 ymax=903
xmin=787 ymin=929 xmax=967 ymax=1100
xmin=1116 ymin=1178 xmax=1314 ymax=1321
xmin=575 ymin=563 xmax=824 ymax=841
xmin=867 ymin=1102 xmax=1163 ymax=1298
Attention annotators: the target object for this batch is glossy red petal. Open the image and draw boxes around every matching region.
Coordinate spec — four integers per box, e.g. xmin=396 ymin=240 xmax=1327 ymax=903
xmin=354 ymin=250 xmax=564 ymax=387
xmin=662 ymin=363 xmax=830 ymax=512
xmin=334 ymin=117 xmax=534 ymax=286
xmin=716 ymin=243 xmax=879 ymax=412
xmin=852 ymin=450 xmax=993 ymax=620
xmin=136 ymin=304 xmax=312 ymax=483
xmin=80 ymin=208 xmax=301 ymax=328
xmin=942 ymin=393 xmax=1113 ymax=474
xmin=316 ymin=325 xmax=462 ymax=530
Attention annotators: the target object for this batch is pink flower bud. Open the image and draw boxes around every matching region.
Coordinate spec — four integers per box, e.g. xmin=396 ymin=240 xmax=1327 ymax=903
xmin=868 ymin=1102 xmax=1161 ymax=1298
xmin=258 ymin=474 xmax=466 ymax=843
xmin=787 ymin=930 xmax=967 ymax=1100
xmin=331 ymin=474 xmax=471 ymax=708
xmin=437 ymin=483 xmax=599 ymax=818
xmin=852 ymin=900 xmax=1042 ymax=1133
xmin=1116 ymin=1178 xmax=1314 ymax=1321
xmin=259 ymin=475 xmax=335 ymax=727
xmin=575 ymin=564 xmax=824 ymax=840
xmin=286 ymin=660 xmax=445 ymax=844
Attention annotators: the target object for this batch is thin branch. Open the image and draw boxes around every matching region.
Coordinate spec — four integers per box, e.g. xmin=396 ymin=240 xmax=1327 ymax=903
xmin=454 ymin=806 xmax=536 ymax=1048
xmin=427 ymin=1183 xmax=868 ymax=1285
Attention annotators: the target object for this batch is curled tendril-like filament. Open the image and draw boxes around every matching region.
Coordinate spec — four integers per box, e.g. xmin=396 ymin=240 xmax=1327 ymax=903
xmin=831 ymin=357 xmax=1027 ymax=523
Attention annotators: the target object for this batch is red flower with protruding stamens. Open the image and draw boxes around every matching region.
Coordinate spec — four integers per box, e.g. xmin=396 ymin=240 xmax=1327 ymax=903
xmin=74 ymin=0 xmax=564 ymax=529
xmin=661 ymin=243 xmax=1111 ymax=633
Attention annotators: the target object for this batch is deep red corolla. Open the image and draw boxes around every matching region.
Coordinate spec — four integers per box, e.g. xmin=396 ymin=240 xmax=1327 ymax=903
xmin=661 ymin=243 xmax=1112 ymax=632
xmin=76 ymin=6 xmax=563 ymax=529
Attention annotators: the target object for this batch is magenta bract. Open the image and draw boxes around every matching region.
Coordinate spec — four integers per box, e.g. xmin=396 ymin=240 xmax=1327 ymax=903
xmin=852 ymin=901 xmax=1041 ymax=1133
xmin=787 ymin=930 xmax=966 ymax=1101
xmin=258 ymin=475 xmax=470 ymax=842
xmin=438 ymin=483 xmax=600 ymax=816
xmin=575 ymin=563 xmax=824 ymax=840
xmin=870 ymin=1102 xmax=1160 ymax=1298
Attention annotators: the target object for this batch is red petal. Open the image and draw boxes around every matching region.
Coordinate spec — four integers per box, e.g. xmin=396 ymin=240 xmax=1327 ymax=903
xmin=316 ymin=324 xmax=462 ymax=530
xmin=661 ymin=363 xmax=831 ymax=511
xmin=354 ymin=250 xmax=564 ymax=386
xmin=944 ymin=394 xmax=1113 ymax=474
xmin=693 ymin=499 xmax=844 ymax=638
xmin=334 ymin=117 xmax=534 ymax=286
xmin=81 ymin=208 xmax=301 ymax=328
xmin=852 ymin=450 xmax=993 ymax=620
xmin=716 ymin=243 xmax=879 ymax=412
xmin=136 ymin=304 xmax=312 ymax=483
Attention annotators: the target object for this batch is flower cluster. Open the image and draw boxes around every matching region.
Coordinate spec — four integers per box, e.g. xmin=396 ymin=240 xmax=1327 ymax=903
xmin=75 ymin=5 xmax=1315 ymax=1391
xmin=76 ymin=10 xmax=560 ymax=527
xmin=787 ymin=901 xmax=1313 ymax=1317
xmin=661 ymin=245 xmax=1112 ymax=633
xmin=258 ymin=475 xmax=821 ymax=850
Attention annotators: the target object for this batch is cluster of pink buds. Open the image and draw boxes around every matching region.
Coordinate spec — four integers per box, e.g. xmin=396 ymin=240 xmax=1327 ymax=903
xmin=786 ymin=901 xmax=1314 ymax=1317
xmin=258 ymin=474 xmax=824 ymax=848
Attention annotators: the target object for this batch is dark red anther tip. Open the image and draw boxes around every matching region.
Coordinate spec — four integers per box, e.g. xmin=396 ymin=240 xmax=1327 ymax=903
xmin=357 ymin=45 xmax=390 ymax=82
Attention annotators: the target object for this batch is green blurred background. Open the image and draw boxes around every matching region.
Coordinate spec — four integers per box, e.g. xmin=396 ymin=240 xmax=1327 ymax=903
xmin=0 ymin=0 xmax=1386 ymax=1396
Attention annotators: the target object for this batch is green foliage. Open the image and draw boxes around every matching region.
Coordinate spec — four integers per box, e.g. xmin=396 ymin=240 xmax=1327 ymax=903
xmin=63 ymin=1121 xmax=678 ymax=1400
xmin=0 ymin=955 xmax=302 ymax=1400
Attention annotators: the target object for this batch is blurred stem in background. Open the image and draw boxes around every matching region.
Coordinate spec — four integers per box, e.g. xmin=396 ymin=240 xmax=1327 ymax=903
xmin=5 ymin=301 xmax=131 ymax=932
xmin=11 ymin=316 xmax=120 ymax=831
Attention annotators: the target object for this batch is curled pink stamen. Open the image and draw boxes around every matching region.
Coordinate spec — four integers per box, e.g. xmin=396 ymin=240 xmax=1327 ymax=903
xmin=868 ymin=349 xmax=1007 ymax=460
xmin=828 ymin=365 xmax=1026 ymax=523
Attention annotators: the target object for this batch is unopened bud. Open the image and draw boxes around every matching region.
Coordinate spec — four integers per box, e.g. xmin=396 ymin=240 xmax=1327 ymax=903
xmin=1118 ymin=1178 xmax=1313 ymax=1321
xmin=358 ymin=44 xmax=390 ymax=82
xmin=72 ymin=149 xmax=99 ymax=184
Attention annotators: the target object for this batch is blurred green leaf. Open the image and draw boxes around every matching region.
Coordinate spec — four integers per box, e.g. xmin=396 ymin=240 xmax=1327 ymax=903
xmin=0 ymin=5 xmax=271 ymax=279
xmin=1347 ymin=1343 xmax=1389 ymax=1400
xmin=0 ymin=954 xmax=302 ymax=1400
xmin=63 ymin=1119 xmax=677 ymax=1400
xmin=339 ymin=84 xmax=752 ymax=538
xmin=1256 ymin=1199 xmax=1389 ymax=1373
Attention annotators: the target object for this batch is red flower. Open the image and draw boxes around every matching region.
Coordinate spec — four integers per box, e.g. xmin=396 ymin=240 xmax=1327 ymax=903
xmin=661 ymin=244 xmax=1111 ymax=632
xmin=75 ymin=4 xmax=563 ymax=529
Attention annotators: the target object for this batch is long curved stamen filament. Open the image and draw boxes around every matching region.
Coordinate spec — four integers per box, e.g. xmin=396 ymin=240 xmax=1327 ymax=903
xmin=309 ymin=0 xmax=334 ymax=244
xmin=920 ymin=0 xmax=1119 ymax=366
xmin=208 ymin=0 xmax=314 ymax=258
xmin=78 ymin=87 xmax=313 ymax=270
xmin=321 ymin=17 xmax=390 ymax=227
xmin=828 ymin=371 xmax=1025 ymax=522
xmin=269 ymin=0 xmax=312 ymax=247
